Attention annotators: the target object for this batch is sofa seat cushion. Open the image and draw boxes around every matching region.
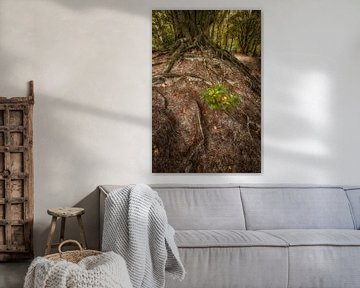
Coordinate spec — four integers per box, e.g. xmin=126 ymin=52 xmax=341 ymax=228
xmin=262 ymin=229 xmax=360 ymax=246
xmin=175 ymin=230 xmax=288 ymax=248
xmin=166 ymin=246 xmax=289 ymax=288
xmin=260 ymin=230 xmax=360 ymax=288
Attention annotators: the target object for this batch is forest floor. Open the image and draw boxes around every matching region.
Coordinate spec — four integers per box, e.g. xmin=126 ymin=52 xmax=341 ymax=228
xmin=152 ymin=48 xmax=261 ymax=173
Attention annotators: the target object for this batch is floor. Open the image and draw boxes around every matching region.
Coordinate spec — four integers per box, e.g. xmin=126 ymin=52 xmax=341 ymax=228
xmin=0 ymin=261 xmax=30 ymax=288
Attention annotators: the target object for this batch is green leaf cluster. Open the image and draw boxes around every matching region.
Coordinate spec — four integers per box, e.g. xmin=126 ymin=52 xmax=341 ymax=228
xmin=201 ymin=84 xmax=241 ymax=111
xmin=152 ymin=11 xmax=175 ymax=51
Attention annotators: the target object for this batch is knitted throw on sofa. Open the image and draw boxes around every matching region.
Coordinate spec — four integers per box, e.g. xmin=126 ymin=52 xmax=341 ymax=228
xmin=24 ymin=252 xmax=133 ymax=288
xmin=102 ymin=184 xmax=185 ymax=288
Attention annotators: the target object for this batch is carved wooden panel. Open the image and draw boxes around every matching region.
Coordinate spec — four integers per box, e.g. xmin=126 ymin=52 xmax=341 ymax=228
xmin=0 ymin=82 xmax=34 ymax=261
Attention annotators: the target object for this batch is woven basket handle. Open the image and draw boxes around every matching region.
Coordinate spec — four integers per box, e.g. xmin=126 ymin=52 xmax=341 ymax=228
xmin=58 ymin=240 xmax=83 ymax=255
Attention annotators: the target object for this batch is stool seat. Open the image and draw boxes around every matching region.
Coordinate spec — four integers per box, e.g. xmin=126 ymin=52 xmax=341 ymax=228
xmin=47 ymin=207 xmax=85 ymax=217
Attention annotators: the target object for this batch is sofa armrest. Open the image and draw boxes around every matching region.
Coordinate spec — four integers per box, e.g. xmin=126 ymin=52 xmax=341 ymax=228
xmin=99 ymin=186 xmax=109 ymax=250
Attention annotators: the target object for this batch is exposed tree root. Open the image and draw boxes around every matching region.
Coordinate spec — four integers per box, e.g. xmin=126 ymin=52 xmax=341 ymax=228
xmin=209 ymin=43 xmax=261 ymax=95
xmin=163 ymin=42 xmax=186 ymax=74
xmin=152 ymin=61 xmax=167 ymax=66
xmin=152 ymin=51 xmax=170 ymax=59
xmin=153 ymin=72 xmax=210 ymax=85
xmin=153 ymin=87 xmax=169 ymax=110
xmin=183 ymin=102 xmax=205 ymax=172
xmin=158 ymin=40 xmax=261 ymax=96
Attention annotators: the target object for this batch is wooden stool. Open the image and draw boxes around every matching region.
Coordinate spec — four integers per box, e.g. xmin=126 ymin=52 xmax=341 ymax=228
xmin=45 ymin=207 xmax=87 ymax=255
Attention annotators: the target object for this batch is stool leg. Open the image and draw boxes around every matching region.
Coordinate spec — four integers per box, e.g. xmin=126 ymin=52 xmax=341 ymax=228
xmin=60 ymin=217 xmax=66 ymax=243
xmin=77 ymin=215 xmax=87 ymax=249
xmin=45 ymin=216 xmax=57 ymax=255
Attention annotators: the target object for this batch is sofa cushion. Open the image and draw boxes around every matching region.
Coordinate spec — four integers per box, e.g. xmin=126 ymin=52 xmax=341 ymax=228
xmin=165 ymin=247 xmax=288 ymax=288
xmin=261 ymin=230 xmax=360 ymax=288
xmin=240 ymin=186 xmax=355 ymax=230
xmin=153 ymin=186 xmax=246 ymax=230
xmin=288 ymin=246 xmax=360 ymax=288
xmin=261 ymin=229 xmax=360 ymax=246
xmin=175 ymin=230 xmax=288 ymax=248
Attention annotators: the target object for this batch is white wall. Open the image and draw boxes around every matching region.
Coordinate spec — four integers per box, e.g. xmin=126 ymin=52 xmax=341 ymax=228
xmin=0 ymin=0 xmax=359 ymax=255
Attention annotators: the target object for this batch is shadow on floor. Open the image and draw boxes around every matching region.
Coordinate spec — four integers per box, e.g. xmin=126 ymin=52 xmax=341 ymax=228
xmin=0 ymin=261 xmax=30 ymax=288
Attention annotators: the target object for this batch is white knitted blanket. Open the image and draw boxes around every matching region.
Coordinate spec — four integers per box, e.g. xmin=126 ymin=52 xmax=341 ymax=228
xmin=24 ymin=251 xmax=133 ymax=288
xmin=102 ymin=184 xmax=185 ymax=288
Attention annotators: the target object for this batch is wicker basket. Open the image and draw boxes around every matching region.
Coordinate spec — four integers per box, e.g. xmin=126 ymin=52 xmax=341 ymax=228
xmin=45 ymin=240 xmax=102 ymax=263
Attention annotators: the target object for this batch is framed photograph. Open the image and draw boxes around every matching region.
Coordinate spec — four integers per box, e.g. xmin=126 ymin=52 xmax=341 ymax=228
xmin=152 ymin=10 xmax=261 ymax=173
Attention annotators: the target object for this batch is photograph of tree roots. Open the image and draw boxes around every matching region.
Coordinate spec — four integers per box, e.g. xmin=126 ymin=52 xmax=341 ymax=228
xmin=152 ymin=10 xmax=261 ymax=173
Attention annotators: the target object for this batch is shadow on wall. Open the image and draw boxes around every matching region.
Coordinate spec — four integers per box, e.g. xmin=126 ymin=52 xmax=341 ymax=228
xmin=33 ymin=95 xmax=103 ymax=256
xmin=52 ymin=0 xmax=203 ymax=15
xmin=0 ymin=0 xmax=151 ymax=253
xmin=53 ymin=0 xmax=148 ymax=15
xmin=33 ymin=94 xmax=149 ymax=256
xmin=0 ymin=40 xmax=147 ymax=256
xmin=39 ymin=96 xmax=149 ymax=128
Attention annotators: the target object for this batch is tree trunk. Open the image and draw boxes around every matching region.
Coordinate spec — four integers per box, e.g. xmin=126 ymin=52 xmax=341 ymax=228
xmin=171 ymin=11 xmax=217 ymax=45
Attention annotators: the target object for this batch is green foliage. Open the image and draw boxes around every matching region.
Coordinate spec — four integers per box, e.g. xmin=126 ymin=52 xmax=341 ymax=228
xmin=201 ymin=84 xmax=241 ymax=111
xmin=152 ymin=10 xmax=175 ymax=51
xmin=211 ymin=10 xmax=261 ymax=56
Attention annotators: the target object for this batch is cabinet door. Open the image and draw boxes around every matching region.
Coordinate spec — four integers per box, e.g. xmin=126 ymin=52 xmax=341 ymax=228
xmin=0 ymin=102 xmax=33 ymax=261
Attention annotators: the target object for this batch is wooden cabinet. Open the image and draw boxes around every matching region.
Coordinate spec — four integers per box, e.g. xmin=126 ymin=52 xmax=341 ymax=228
xmin=0 ymin=82 xmax=34 ymax=261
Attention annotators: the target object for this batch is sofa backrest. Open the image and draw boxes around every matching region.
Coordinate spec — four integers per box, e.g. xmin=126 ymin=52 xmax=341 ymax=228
xmin=100 ymin=184 xmax=358 ymax=232
xmin=240 ymin=186 xmax=355 ymax=230
xmin=152 ymin=185 xmax=246 ymax=230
